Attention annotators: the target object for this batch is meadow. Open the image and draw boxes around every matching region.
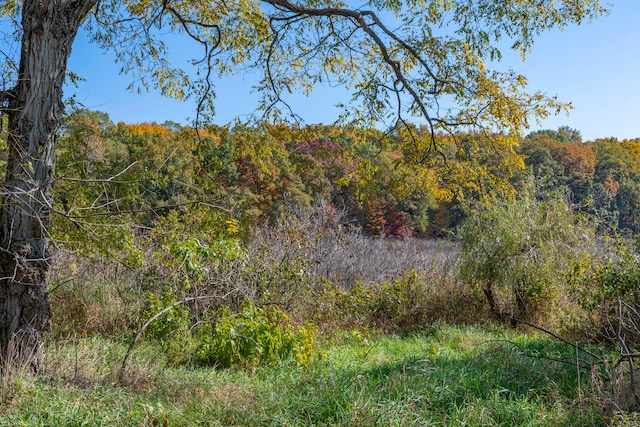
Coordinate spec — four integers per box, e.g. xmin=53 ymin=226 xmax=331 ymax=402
xmin=1 ymin=216 xmax=631 ymax=426
xmin=0 ymin=325 xmax=607 ymax=426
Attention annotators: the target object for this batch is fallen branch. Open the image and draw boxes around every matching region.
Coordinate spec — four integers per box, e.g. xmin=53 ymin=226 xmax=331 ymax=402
xmin=510 ymin=317 xmax=602 ymax=362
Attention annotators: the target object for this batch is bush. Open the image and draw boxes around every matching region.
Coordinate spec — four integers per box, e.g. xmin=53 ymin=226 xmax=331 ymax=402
xmin=142 ymin=295 xmax=315 ymax=369
xmin=456 ymin=188 xmax=594 ymax=325
xmin=571 ymin=237 xmax=640 ymax=413
xmin=48 ymin=251 xmax=146 ymax=338
xmin=314 ymin=269 xmax=489 ymax=333
xmin=192 ymin=301 xmax=316 ymax=369
xmin=569 ymin=237 xmax=640 ymax=317
xmin=142 ymin=291 xmax=194 ymax=364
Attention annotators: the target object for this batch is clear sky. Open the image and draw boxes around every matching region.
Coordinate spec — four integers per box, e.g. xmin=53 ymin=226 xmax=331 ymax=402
xmin=66 ymin=1 xmax=640 ymax=142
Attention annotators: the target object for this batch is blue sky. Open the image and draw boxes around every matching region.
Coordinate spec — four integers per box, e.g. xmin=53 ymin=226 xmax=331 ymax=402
xmin=67 ymin=1 xmax=640 ymax=142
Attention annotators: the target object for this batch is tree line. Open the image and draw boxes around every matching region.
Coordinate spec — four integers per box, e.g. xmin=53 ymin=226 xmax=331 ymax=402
xmin=38 ymin=109 xmax=640 ymax=247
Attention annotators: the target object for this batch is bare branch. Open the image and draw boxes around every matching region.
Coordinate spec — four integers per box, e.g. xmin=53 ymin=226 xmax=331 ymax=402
xmin=510 ymin=317 xmax=602 ymax=362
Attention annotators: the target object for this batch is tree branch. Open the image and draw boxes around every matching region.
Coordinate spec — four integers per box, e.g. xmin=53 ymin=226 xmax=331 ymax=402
xmin=510 ymin=317 xmax=602 ymax=361
xmin=260 ymin=0 xmax=472 ymax=156
xmin=119 ymin=293 xmax=235 ymax=378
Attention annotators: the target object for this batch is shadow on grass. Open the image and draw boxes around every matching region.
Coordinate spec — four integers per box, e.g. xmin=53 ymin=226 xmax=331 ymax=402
xmin=5 ymin=328 xmax=606 ymax=426
xmin=280 ymin=331 xmax=605 ymax=426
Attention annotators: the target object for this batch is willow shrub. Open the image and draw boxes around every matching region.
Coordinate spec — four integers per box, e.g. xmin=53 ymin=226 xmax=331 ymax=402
xmin=456 ymin=190 xmax=594 ymax=325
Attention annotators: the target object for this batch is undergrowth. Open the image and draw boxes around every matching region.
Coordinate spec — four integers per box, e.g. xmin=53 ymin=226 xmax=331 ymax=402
xmin=36 ymin=205 xmax=634 ymax=423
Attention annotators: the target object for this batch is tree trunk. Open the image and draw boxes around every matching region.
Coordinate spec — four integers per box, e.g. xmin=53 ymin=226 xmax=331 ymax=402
xmin=0 ymin=0 xmax=96 ymax=369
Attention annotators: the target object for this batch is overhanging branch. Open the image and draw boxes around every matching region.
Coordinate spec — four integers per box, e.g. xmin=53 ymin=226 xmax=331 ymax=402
xmin=259 ymin=0 xmax=472 ymax=155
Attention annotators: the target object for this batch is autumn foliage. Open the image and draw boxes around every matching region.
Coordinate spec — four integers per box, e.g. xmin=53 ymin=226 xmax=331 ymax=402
xmin=50 ymin=110 xmax=640 ymax=244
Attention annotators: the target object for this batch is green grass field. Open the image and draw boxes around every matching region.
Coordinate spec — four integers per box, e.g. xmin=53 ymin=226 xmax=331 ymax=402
xmin=0 ymin=324 xmax=606 ymax=426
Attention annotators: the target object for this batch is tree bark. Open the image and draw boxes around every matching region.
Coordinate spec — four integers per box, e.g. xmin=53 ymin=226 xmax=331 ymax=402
xmin=0 ymin=0 xmax=96 ymax=368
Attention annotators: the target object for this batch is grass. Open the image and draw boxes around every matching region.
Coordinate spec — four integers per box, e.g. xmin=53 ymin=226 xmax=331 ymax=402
xmin=0 ymin=323 xmax=606 ymax=426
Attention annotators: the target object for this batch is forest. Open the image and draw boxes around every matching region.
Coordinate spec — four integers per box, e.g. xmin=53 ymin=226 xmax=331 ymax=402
xmin=51 ymin=111 xmax=640 ymax=241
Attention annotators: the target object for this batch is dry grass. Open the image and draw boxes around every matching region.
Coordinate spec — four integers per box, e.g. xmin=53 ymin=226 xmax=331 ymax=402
xmin=48 ymin=251 xmax=146 ymax=339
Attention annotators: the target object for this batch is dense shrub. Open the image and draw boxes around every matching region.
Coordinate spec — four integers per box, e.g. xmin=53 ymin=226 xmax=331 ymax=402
xmin=456 ymin=188 xmax=594 ymax=325
xmin=48 ymin=250 xmax=147 ymax=338
xmin=570 ymin=238 xmax=640 ymax=413
xmin=193 ymin=301 xmax=316 ymax=369
xmin=50 ymin=203 xmax=491 ymax=363
xmin=314 ymin=269 xmax=489 ymax=333
xmin=570 ymin=237 xmax=640 ymax=416
xmin=142 ymin=295 xmax=316 ymax=369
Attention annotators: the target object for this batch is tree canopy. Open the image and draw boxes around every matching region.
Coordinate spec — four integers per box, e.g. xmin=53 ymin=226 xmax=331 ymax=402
xmin=1 ymin=0 xmax=605 ymax=134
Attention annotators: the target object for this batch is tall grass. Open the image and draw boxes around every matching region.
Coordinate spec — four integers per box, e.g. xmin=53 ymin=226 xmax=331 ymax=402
xmin=0 ymin=324 xmax=606 ymax=426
